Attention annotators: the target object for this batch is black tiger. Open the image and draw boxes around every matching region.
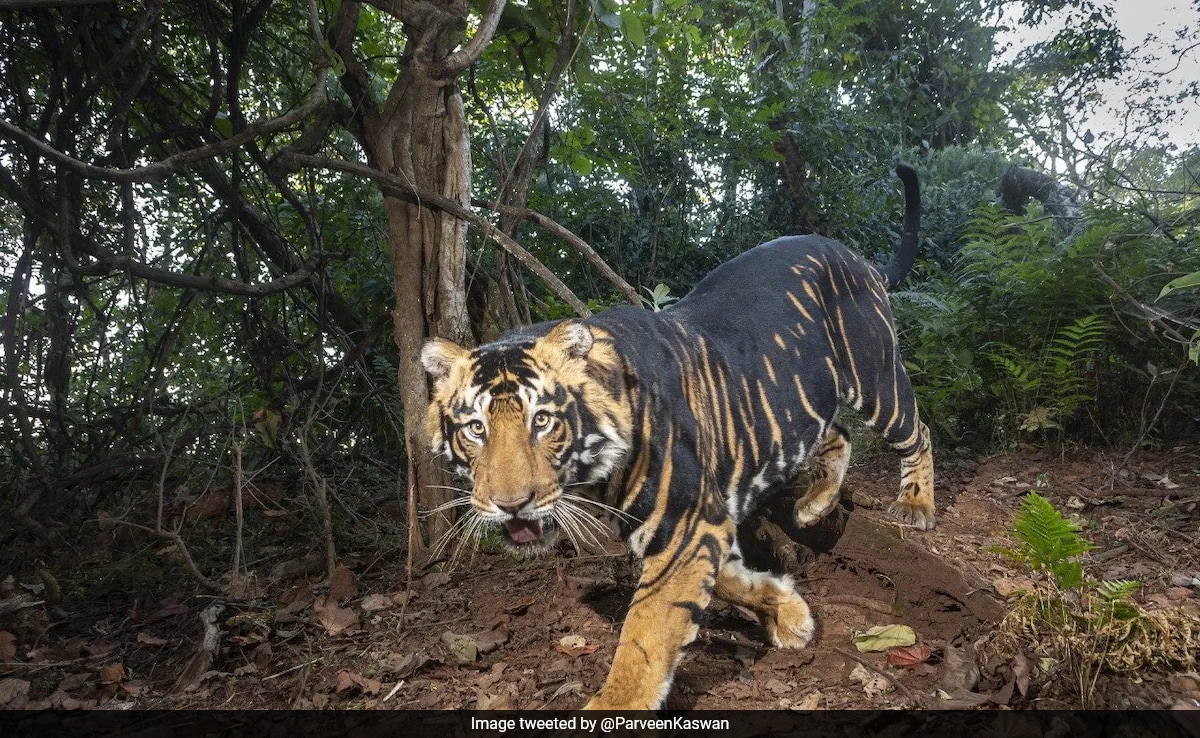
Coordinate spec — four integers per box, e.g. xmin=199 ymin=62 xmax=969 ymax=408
xmin=420 ymin=163 xmax=933 ymax=709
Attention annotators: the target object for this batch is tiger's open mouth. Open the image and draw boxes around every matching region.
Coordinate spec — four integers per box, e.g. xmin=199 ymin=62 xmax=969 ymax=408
xmin=502 ymin=517 xmax=557 ymax=549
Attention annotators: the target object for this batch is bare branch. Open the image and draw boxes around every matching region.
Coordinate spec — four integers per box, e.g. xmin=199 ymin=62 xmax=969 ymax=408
xmin=0 ymin=85 xmax=328 ymax=184
xmin=1093 ymin=249 xmax=1199 ymax=345
xmin=284 ymin=153 xmax=592 ymax=316
xmin=496 ymin=0 xmax=586 ymax=205
xmin=67 ymin=248 xmax=329 ymax=297
xmin=473 ymin=197 xmax=641 ymax=306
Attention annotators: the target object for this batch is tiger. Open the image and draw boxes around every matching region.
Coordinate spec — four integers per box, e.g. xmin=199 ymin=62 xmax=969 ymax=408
xmin=419 ymin=163 xmax=933 ymax=710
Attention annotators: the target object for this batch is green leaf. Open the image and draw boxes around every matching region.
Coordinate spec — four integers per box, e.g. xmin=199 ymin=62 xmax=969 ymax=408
xmin=851 ymin=624 xmax=916 ymax=652
xmin=1158 ymin=270 xmax=1200 ymax=299
xmin=570 ymin=155 xmax=594 ymax=176
xmin=212 ymin=114 xmax=232 ymax=139
xmin=620 ymin=11 xmax=646 ymax=47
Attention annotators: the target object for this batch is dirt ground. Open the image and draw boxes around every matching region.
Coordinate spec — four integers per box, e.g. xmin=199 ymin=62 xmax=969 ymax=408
xmin=1 ymin=447 xmax=1198 ymax=711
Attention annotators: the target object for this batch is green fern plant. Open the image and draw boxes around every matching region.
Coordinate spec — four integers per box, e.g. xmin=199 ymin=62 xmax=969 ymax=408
xmin=986 ymin=314 xmax=1107 ymax=434
xmin=993 ymin=492 xmax=1199 ymax=704
xmin=1005 ymin=491 xmax=1093 ymax=588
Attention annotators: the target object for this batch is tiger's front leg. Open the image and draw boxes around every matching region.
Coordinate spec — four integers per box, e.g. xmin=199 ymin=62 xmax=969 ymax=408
xmin=583 ymin=520 xmax=734 ymax=710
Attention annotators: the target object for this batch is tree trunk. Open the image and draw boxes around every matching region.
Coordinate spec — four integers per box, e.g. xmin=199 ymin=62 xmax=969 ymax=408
xmin=332 ymin=0 xmax=504 ymax=556
xmin=371 ymin=87 xmax=471 ymax=557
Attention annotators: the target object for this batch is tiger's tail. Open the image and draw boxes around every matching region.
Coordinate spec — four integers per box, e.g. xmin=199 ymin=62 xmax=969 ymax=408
xmin=880 ymin=163 xmax=921 ymax=290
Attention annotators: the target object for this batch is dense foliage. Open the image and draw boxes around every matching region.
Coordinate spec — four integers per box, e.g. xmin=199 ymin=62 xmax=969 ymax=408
xmin=0 ymin=0 xmax=1197 ymax=583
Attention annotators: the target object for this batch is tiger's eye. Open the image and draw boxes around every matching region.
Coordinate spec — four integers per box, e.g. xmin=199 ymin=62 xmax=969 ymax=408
xmin=465 ymin=419 xmax=485 ymax=437
xmin=532 ymin=410 xmax=553 ymax=429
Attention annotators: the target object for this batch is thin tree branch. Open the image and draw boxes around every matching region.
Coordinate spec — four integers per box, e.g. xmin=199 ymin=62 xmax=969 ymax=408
xmin=472 ymin=197 xmax=641 ymax=306
xmin=284 ymin=153 xmax=592 ymax=316
xmin=0 ymin=80 xmax=327 ymax=184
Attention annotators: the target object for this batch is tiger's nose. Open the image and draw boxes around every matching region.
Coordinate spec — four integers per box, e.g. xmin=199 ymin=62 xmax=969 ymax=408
xmin=496 ymin=495 xmax=534 ymax=517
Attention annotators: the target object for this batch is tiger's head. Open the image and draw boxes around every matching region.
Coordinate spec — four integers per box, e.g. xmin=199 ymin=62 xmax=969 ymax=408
xmin=420 ymin=321 xmax=632 ymax=553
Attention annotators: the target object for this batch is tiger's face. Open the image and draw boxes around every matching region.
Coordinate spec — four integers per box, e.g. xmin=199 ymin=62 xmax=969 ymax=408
xmin=420 ymin=321 xmax=632 ymax=553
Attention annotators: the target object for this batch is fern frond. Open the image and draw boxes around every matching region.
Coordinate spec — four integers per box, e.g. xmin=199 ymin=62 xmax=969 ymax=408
xmin=1009 ymin=492 xmax=1093 ymax=589
xmin=1095 ymin=579 xmax=1139 ymax=603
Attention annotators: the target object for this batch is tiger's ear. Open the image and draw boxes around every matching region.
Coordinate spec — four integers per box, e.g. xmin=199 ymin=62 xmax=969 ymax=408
xmin=420 ymin=338 xmax=469 ymax=380
xmin=545 ymin=320 xmax=594 ymax=358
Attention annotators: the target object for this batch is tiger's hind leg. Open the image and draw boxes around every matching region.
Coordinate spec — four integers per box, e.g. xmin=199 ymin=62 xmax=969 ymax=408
xmin=887 ymin=420 xmax=935 ymax=530
xmin=792 ymin=424 xmax=851 ymax=528
xmin=715 ymin=543 xmax=814 ymax=649
xmin=867 ymin=349 xmax=936 ymax=530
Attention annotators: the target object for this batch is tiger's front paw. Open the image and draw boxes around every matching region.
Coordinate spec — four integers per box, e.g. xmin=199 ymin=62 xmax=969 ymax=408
xmin=764 ymin=595 xmax=815 ymax=649
xmin=793 ymin=497 xmax=834 ymax=528
xmin=888 ymin=499 xmax=935 ymax=530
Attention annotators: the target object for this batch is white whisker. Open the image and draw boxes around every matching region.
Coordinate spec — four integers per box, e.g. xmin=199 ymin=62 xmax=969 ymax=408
xmin=425 ymin=484 xmax=475 ymax=495
xmin=420 ymin=496 xmax=474 ymax=517
xmin=553 ymin=501 xmax=603 ymax=550
xmin=561 ymin=493 xmax=641 ymax=524
xmin=554 ymin=506 xmax=591 ymax=554
xmin=431 ymin=510 xmax=478 ymax=559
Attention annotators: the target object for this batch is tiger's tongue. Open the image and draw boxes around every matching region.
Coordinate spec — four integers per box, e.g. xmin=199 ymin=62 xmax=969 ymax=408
xmin=504 ymin=518 xmax=543 ymax=544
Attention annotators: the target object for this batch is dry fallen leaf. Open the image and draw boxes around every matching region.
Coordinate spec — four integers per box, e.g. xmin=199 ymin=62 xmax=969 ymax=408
xmin=788 ymin=689 xmax=823 ymax=710
xmin=328 ymin=564 xmax=358 ymax=601
xmin=422 ymin=572 xmax=451 ymax=588
xmin=144 ymin=603 xmax=189 ymax=623
xmin=503 ymin=598 xmax=536 ymax=616
xmin=851 ymin=624 xmax=917 ymax=652
xmin=476 ymin=690 xmax=514 ymax=710
xmin=886 ymin=643 xmax=933 ymax=668
xmin=764 ymin=678 xmax=791 ymax=695
xmin=992 ymin=576 xmax=1037 ymax=598
xmin=940 ymin=643 xmax=980 ymax=692
xmin=0 ymin=678 xmax=30 ymax=708
xmin=335 ymin=669 xmax=382 ymax=696
xmin=382 ymin=650 xmax=436 ymax=680
xmin=360 ymin=594 xmax=394 ymax=612
xmin=97 ymin=663 xmax=124 ymax=697
xmin=442 ymin=631 xmax=478 ymax=663
xmin=556 ymin=633 xmax=599 ymax=657
xmin=136 ymin=632 xmax=170 ymax=646
xmin=97 ymin=663 xmax=123 ymax=685
xmin=119 ymin=680 xmax=147 ymax=697
xmin=935 ymin=641 xmax=987 ymax=708
xmin=1012 ymin=651 xmax=1031 ymax=697
xmin=314 ymin=595 xmax=359 ymax=636
xmin=476 ymin=662 xmax=507 ymax=689
xmin=848 ymin=662 xmax=891 ymax=698
xmin=467 ymin=621 xmax=509 ymax=655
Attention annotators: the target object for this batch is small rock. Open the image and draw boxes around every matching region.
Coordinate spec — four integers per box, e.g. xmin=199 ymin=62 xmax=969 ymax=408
xmin=1169 ymin=673 xmax=1200 ymax=694
xmin=1169 ymin=573 xmax=1200 ymax=589
xmin=1166 ymin=587 xmax=1193 ymax=602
